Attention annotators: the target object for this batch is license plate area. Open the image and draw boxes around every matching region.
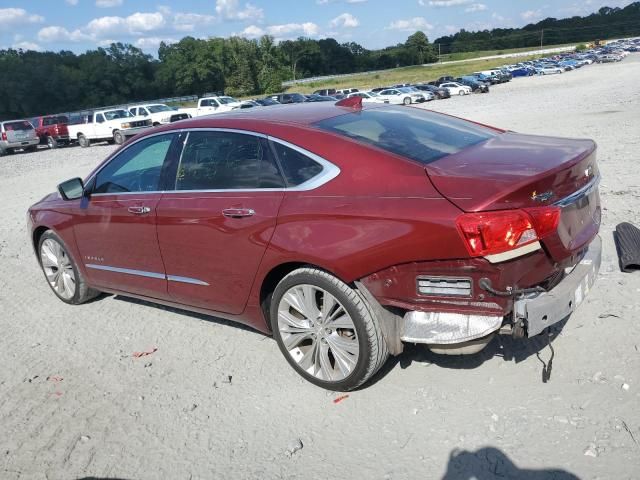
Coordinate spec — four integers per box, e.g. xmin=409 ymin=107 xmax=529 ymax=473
xmin=557 ymin=185 xmax=601 ymax=251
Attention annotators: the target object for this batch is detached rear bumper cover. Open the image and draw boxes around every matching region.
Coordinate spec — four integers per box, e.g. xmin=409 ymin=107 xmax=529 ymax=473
xmin=516 ymin=235 xmax=602 ymax=337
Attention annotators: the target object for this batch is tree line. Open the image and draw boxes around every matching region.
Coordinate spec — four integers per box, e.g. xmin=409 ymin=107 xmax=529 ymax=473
xmin=0 ymin=31 xmax=435 ymax=120
xmin=0 ymin=2 xmax=638 ymax=120
xmin=434 ymin=2 xmax=640 ymax=53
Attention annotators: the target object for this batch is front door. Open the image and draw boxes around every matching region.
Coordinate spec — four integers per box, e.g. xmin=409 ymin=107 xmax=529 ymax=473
xmin=156 ymin=130 xmax=285 ymax=314
xmin=73 ymin=133 xmax=179 ymax=299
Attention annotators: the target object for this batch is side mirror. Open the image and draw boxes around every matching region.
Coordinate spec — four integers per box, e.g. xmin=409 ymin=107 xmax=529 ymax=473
xmin=58 ymin=177 xmax=85 ymax=201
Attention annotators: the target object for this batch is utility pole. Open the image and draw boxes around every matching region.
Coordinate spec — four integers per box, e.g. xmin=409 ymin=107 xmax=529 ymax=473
xmin=540 ymin=29 xmax=544 ymax=49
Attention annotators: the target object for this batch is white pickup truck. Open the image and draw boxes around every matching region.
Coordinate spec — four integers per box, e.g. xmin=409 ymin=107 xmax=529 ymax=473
xmin=67 ymin=108 xmax=153 ymax=147
xmin=178 ymin=96 xmax=242 ymax=118
xmin=128 ymin=104 xmax=191 ymax=126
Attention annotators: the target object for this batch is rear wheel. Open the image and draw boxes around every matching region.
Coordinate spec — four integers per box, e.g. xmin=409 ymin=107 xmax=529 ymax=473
xmin=38 ymin=230 xmax=99 ymax=305
xmin=459 ymin=90 xmax=465 ymax=96
xmin=271 ymin=268 xmax=389 ymax=391
xmin=403 ymin=97 xmax=411 ymax=105
xmin=78 ymin=134 xmax=90 ymax=148
xmin=113 ymin=130 xmax=125 ymax=145
xmin=47 ymin=136 xmax=58 ymax=149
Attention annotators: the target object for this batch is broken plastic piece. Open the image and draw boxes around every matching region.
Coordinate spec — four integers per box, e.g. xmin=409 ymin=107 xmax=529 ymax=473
xmin=132 ymin=347 xmax=158 ymax=358
xmin=614 ymin=222 xmax=640 ymax=272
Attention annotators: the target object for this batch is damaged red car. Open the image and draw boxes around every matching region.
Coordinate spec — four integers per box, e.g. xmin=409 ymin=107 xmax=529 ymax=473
xmin=27 ymin=99 xmax=601 ymax=390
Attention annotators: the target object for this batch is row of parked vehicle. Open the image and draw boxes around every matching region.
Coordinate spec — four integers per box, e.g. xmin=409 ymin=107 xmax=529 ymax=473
xmin=1 ymin=39 xmax=636 ymax=157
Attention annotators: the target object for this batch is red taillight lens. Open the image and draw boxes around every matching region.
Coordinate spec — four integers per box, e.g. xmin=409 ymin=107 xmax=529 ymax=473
xmin=457 ymin=206 xmax=560 ymax=257
xmin=1 ymin=132 xmax=6 ymax=141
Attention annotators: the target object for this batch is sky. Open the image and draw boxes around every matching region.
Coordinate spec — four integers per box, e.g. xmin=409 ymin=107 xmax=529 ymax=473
xmin=0 ymin=0 xmax=634 ymax=54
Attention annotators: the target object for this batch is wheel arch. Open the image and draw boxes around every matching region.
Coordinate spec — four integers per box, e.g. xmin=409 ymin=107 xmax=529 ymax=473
xmin=258 ymin=261 xmax=351 ymax=329
xmin=32 ymin=225 xmax=50 ymax=257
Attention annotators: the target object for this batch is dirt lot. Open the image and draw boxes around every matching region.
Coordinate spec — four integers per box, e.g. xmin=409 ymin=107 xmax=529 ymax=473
xmin=1 ymin=56 xmax=639 ymax=480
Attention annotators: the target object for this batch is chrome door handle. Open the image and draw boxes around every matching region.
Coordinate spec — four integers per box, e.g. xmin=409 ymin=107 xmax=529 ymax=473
xmin=222 ymin=208 xmax=255 ymax=218
xmin=127 ymin=206 xmax=151 ymax=215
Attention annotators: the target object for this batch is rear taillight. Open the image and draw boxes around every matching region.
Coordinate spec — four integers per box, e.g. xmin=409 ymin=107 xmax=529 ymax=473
xmin=1 ymin=132 xmax=6 ymax=141
xmin=456 ymin=207 xmax=560 ymax=257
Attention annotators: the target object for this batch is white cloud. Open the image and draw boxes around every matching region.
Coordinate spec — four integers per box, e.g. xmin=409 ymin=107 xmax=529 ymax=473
xmin=317 ymin=0 xmax=367 ymax=4
xmin=66 ymin=0 xmax=79 ymax=5
xmin=0 ymin=8 xmax=44 ymax=27
xmin=491 ymin=12 xmax=506 ymax=22
xmin=465 ymin=3 xmax=487 ymax=12
xmin=12 ymin=41 xmax=41 ymax=51
xmin=426 ymin=0 xmax=471 ymax=6
xmin=173 ymin=12 xmax=218 ymax=32
xmin=215 ymin=0 xmax=263 ymax=21
xmin=135 ymin=36 xmax=178 ymax=49
xmin=240 ymin=22 xmax=320 ymax=39
xmin=330 ymin=13 xmax=359 ymax=28
xmin=241 ymin=25 xmax=264 ymax=38
xmin=96 ymin=0 xmax=123 ymax=7
xmin=521 ymin=9 xmax=543 ymax=21
xmin=386 ymin=17 xmax=434 ymax=31
xmin=37 ymin=26 xmax=88 ymax=43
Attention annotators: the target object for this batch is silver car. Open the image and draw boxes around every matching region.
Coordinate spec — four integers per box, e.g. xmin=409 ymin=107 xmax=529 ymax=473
xmin=0 ymin=120 xmax=39 ymax=155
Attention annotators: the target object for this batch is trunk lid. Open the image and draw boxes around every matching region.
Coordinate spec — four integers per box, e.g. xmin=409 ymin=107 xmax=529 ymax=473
xmin=426 ymin=132 xmax=601 ymax=261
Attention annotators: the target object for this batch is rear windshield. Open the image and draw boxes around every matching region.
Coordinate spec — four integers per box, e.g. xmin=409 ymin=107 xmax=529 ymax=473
xmin=314 ymin=106 xmax=497 ymax=165
xmin=4 ymin=121 xmax=33 ymax=131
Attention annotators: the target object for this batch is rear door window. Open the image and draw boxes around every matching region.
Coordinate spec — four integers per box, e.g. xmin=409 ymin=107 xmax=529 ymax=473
xmin=5 ymin=121 xmax=34 ymax=131
xmin=175 ymin=131 xmax=284 ymax=190
xmin=314 ymin=106 xmax=497 ymax=165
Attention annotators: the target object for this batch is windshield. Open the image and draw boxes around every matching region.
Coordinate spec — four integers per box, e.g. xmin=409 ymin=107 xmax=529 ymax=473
xmin=314 ymin=106 xmax=497 ymax=165
xmin=147 ymin=105 xmax=172 ymax=113
xmin=218 ymin=96 xmax=238 ymax=105
xmin=103 ymin=110 xmax=133 ymax=121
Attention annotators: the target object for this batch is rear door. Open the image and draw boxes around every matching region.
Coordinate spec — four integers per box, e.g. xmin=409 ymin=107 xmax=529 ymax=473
xmin=156 ymin=129 xmax=285 ymax=314
xmin=73 ymin=133 xmax=180 ymax=298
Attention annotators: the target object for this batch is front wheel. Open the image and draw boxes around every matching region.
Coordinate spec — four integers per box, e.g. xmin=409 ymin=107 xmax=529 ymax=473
xmin=47 ymin=136 xmax=58 ymax=149
xmin=459 ymin=90 xmax=465 ymax=96
xmin=271 ymin=268 xmax=389 ymax=391
xmin=403 ymin=97 xmax=411 ymax=105
xmin=38 ymin=230 xmax=99 ymax=305
xmin=113 ymin=130 xmax=125 ymax=145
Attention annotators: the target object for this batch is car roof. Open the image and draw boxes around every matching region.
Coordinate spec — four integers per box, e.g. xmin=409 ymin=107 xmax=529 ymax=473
xmin=151 ymin=102 xmax=385 ymax=132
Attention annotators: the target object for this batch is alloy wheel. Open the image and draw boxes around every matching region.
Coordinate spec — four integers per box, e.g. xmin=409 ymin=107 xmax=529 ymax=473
xmin=40 ymin=238 xmax=76 ymax=300
xmin=277 ymin=284 xmax=360 ymax=382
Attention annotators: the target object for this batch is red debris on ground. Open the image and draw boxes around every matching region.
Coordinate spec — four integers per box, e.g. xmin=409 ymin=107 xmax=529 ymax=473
xmin=132 ymin=347 xmax=158 ymax=358
xmin=333 ymin=395 xmax=349 ymax=404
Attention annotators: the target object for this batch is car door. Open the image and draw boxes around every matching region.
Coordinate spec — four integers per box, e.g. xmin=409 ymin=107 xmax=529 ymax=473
xmin=73 ymin=132 xmax=180 ymax=299
xmin=155 ymin=129 xmax=285 ymax=314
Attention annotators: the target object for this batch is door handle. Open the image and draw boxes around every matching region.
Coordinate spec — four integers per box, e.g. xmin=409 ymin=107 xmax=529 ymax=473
xmin=127 ymin=206 xmax=151 ymax=215
xmin=222 ymin=208 xmax=255 ymax=218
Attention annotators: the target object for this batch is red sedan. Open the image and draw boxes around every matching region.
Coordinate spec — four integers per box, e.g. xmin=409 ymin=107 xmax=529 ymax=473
xmin=28 ymin=99 xmax=602 ymax=390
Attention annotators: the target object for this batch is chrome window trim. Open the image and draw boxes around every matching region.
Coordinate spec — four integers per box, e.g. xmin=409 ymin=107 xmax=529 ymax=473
xmin=554 ymin=174 xmax=600 ymax=207
xmin=86 ymin=263 xmax=209 ymax=285
xmin=88 ymin=127 xmax=340 ymax=196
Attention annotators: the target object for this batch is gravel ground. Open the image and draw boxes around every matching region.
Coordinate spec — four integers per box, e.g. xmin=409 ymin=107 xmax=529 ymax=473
xmin=1 ymin=55 xmax=639 ymax=480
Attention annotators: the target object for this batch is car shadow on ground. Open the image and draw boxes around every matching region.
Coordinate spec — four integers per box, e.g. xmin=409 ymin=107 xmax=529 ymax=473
xmin=371 ymin=317 xmax=570 ymax=386
xmin=442 ymin=446 xmax=580 ymax=479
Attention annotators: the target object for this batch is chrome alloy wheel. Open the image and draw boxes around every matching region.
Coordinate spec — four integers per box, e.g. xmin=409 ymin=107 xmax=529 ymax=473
xmin=277 ymin=284 xmax=360 ymax=382
xmin=40 ymin=238 xmax=76 ymax=300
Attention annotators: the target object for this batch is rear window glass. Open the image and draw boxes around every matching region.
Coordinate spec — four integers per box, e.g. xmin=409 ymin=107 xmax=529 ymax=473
xmin=314 ymin=106 xmax=496 ymax=165
xmin=271 ymin=142 xmax=323 ymax=187
xmin=4 ymin=121 xmax=33 ymax=131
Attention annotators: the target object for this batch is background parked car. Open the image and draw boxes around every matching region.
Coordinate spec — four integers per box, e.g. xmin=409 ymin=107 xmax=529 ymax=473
xmin=439 ymin=82 xmax=472 ymax=96
xmin=0 ymin=119 xmax=39 ymax=155
xmin=67 ymin=109 xmax=152 ymax=147
xmin=347 ymin=91 xmax=388 ymax=103
xmin=313 ymin=88 xmax=336 ymax=96
xmin=412 ymin=84 xmax=451 ymax=99
xmin=178 ymin=96 xmax=242 ymax=117
xmin=29 ymin=115 xmax=70 ymax=149
xmin=253 ymin=98 xmax=280 ymax=106
xmin=456 ymin=76 xmax=490 ymax=93
xmin=128 ymin=104 xmax=190 ymax=125
xmin=376 ymin=87 xmax=427 ymax=105
xmin=305 ymin=94 xmax=337 ymax=102
xmin=269 ymin=93 xmax=307 ymax=104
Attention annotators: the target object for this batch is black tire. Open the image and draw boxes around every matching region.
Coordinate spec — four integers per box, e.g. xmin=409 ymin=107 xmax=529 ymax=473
xmin=38 ymin=230 xmax=100 ymax=305
xmin=78 ymin=134 xmax=90 ymax=148
xmin=47 ymin=136 xmax=58 ymax=149
xmin=0 ymin=148 xmax=5 ymax=157
xmin=270 ymin=268 xmax=389 ymax=391
xmin=403 ymin=97 xmax=411 ymax=105
xmin=113 ymin=130 xmax=125 ymax=145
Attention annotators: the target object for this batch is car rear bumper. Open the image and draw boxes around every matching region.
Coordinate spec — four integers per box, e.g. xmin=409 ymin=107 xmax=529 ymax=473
xmin=515 ymin=235 xmax=601 ymax=337
xmin=396 ymin=235 xmax=601 ymax=345
xmin=1 ymin=138 xmax=39 ymax=149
